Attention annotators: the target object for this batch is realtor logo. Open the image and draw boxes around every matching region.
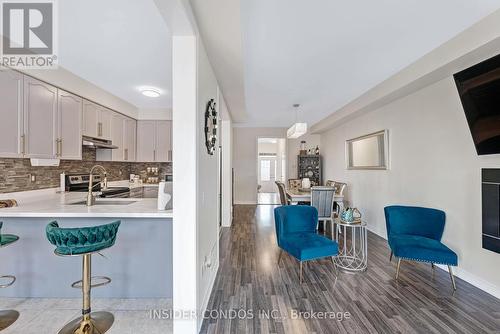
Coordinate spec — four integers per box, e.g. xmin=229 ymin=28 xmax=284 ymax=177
xmin=1 ymin=0 xmax=58 ymax=68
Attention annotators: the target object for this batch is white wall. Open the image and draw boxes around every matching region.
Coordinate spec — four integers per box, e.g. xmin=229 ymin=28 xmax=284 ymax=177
xmin=172 ymin=35 xmax=198 ymax=334
xmin=233 ymin=128 xmax=325 ymax=202
xmin=321 ymin=76 xmax=500 ymax=298
xmin=232 ymin=127 xmax=286 ymax=204
xmin=136 ymin=108 xmax=172 ymax=120
xmin=221 ymin=119 xmax=233 ymax=227
xmin=196 ymin=39 xmax=220 ymax=329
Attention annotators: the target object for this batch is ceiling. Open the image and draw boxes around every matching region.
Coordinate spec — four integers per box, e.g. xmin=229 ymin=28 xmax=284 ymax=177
xmin=196 ymin=0 xmax=500 ymax=127
xmin=58 ymin=0 xmax=172 ymax=109
xmin=190 ymin=0 xmax=247 ymax=122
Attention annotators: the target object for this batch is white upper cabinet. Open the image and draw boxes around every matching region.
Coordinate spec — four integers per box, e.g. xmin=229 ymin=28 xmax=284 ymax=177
xmin=83 ymin=101 xmax=112 ymax=140
xmin=83 ymin=100 xmax=99 ymax=138
xmin=23 ymin=76 xmax=58 ymax=159
xmin=124 ymin=118 xmax=137 ymax=162
xmin=136 ymin=120 xmax=172 ymax=162
xmin=0 ymin=70 xmax=151 ymax=163
xmin=0 ymin=68 xmax=23 ymax=158
xmin=156 ymin=120 xmax=172 ymax=162
xmin=99 ymin=108 xmax=112 ymax=140
xmin=57 ymin=90 xmax=82 ymax=160
xmin=111 ymin=113 xmax=125 ymax=161
xmin=136 ymin=120 xmax=156 ymax=162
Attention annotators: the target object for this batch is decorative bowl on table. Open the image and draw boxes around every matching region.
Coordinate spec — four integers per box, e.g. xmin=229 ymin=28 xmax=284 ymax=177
xmin=340 ymin=207 xmax=362 ymax=223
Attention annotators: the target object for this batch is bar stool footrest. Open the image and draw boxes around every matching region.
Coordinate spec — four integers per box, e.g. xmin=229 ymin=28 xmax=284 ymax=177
xmin=71 ymin=276 xmax=111 ymax=289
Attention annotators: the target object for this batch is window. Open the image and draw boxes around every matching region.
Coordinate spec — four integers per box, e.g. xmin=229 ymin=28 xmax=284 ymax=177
xmin=260 ymin=160 xmax=271 ymax=181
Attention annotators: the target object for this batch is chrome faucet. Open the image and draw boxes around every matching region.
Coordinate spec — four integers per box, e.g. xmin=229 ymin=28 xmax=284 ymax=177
xmin=87 ymin=165 xmax=107 ymax=206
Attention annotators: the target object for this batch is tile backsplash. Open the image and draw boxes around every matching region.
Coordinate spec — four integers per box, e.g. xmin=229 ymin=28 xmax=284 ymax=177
xmin=0 ymin=147 xmax=171 ymax=193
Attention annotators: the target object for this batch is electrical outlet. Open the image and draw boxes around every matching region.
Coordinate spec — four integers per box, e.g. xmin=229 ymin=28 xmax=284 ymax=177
xmin=28 ymin=174 xmax=36 ymax=182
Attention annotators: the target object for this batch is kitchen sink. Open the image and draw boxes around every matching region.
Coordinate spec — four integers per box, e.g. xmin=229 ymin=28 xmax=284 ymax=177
xmin=68 ymin=200 xmax=136 ymax=206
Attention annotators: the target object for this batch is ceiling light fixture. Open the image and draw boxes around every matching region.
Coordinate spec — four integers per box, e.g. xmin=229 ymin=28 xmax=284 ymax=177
xmin=141 ymin=88 xmax=161 ymax=98
xmin=287 ymin=103 xmax=307 ymax=139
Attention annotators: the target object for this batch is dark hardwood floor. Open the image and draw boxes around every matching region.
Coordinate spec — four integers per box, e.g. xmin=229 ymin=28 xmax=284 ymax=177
xmin=200 ymin=205 xmax=500 ymax=334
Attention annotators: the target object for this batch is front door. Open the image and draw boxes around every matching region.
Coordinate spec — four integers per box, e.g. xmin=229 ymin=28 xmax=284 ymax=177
xmin=259 ymin=156 xmax=277 ymax=193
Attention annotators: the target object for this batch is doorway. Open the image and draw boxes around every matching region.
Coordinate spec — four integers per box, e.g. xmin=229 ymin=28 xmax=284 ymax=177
xmin=257 ymin=138 xmax=286 ymax=205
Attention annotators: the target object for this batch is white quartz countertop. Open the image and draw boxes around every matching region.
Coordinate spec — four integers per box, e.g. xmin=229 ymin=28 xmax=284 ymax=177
xmin=0 ymin=185 xmax=172 ymax=218
xmin=111 ymin=180 xmax=160 ymax=189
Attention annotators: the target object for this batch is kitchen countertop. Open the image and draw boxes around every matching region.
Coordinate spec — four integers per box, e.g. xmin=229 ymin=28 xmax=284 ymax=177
xmin=111 ymin=180 xmax=160 ymax=189
xmin=0 ymin=184 xmax=172 ymax=218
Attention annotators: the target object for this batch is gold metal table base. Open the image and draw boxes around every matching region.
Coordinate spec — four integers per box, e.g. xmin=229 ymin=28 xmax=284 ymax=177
xmin=0 ymin=309 xmax=19 ymax=331
xmin=58 ymin=311 xmax=114 ymax=334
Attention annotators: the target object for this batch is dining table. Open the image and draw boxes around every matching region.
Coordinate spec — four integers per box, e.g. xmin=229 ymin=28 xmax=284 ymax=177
xmin=285 ymin=188 xmax=345 ymax=211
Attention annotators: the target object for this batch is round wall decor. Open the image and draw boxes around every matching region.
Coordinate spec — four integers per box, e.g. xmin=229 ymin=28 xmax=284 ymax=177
xmin=204 ymin=98 xmax=217 ymax=155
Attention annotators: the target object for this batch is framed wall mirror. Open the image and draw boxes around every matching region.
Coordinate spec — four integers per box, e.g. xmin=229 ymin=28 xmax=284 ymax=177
xmin=346 ymin=130 xmax=389 ymax=170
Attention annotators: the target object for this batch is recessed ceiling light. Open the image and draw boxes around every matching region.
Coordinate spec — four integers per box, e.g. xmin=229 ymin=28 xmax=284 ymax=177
xmin=141 ymin=88 xmax=161 ymax=98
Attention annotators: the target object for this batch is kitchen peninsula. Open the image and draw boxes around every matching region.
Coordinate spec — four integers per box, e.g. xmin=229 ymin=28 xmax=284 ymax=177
xmin=0 ymin=186 xmax=172 ymax=299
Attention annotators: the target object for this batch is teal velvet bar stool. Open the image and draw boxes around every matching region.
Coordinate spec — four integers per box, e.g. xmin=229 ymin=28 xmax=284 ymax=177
xmin=0 ymin=222 xmax=20 ymax=331
xmin=46 ymin=220 xmax=120 ymax=334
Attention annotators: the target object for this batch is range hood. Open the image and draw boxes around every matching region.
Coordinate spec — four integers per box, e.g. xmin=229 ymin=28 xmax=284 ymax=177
xmin=82 ymin=136 xmax=118 ymax=149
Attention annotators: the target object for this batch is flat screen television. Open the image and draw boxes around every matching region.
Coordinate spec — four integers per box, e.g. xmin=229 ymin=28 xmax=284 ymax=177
xmin=454 ymin=54 xmax=500 ymax=155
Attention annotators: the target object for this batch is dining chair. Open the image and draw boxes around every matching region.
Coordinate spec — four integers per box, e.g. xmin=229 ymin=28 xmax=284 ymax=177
xmin=333 ymin=182 xmax=347 ymax=196
xmin=274 ymin=181 xmax=288 ymax=205
xmin=310 ymin=187 xmax=336 ymax=238
xmin=325 ymin=180 xmax=347 ymax=214
xmin=288 ymin=179 xmax=302 ymax=190
xmin=274 ymin=205 xmax=339 ymax=283
xmin=384 ymin=205 xmax=458 ymax=291
xmin=325 ymin=180 xmax=335 ymax=187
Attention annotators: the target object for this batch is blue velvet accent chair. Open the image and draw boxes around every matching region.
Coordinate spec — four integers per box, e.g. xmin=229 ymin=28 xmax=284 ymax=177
xmin=274 ymin=205 xmax=339 ymax=283
xmin=384 ymin=205 xmax=458 ymax=290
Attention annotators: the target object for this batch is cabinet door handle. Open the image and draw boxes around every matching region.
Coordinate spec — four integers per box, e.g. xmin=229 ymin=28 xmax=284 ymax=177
xmin=153 ymin=149 xmax=156 ymax=162
xmin=59 ymin=139 xmax=63 ymax=157
xmin=55 ymin=139 xmax=59 ymax=156
xmin=21 ymin=134 xmax=26 ymax=155
xmin=168 ymin=149 xmax=172 ymax=161
xmin=98 ymin=123 xmax=102 ymax=137
xmin=124 ymin=148 xmax=128 ymax=161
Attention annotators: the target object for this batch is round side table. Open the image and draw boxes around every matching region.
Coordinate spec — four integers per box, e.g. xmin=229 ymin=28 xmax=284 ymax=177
xmin=333 ymin=219 xmax=368 ymax=272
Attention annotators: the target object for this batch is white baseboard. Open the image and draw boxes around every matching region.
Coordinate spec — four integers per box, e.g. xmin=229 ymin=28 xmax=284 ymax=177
xmin=365 ymin=226 xmax=500 ymax=300
xmin=434 ymin=263 xmax=500 ymax=299
xmin=197 ymin=258 xmax=219 ymax=332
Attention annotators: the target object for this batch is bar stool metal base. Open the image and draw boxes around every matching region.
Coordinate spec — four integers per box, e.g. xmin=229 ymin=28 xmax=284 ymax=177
xmin=58 ymin=311 xmax=114 ymax=334
xmin=0 ymin=310 xmax=19 ymax=331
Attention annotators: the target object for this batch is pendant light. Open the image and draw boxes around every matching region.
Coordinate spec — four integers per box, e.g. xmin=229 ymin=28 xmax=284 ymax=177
xmin=287 ymin=103 xmax=307 ymax=139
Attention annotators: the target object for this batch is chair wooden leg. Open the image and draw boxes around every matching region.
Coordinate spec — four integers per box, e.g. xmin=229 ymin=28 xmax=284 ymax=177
xmin=396 ymin=258 xmax=402 ymax=280
xmin=448 ymin=265 xmax=457 ymax=291
xmin=277 ymin=249 xmax=283 ymax=265
xmin=389 ymin=251 xmax=393 ymax=262
xmin=299 ymin=262 xmax=303 ymax=284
